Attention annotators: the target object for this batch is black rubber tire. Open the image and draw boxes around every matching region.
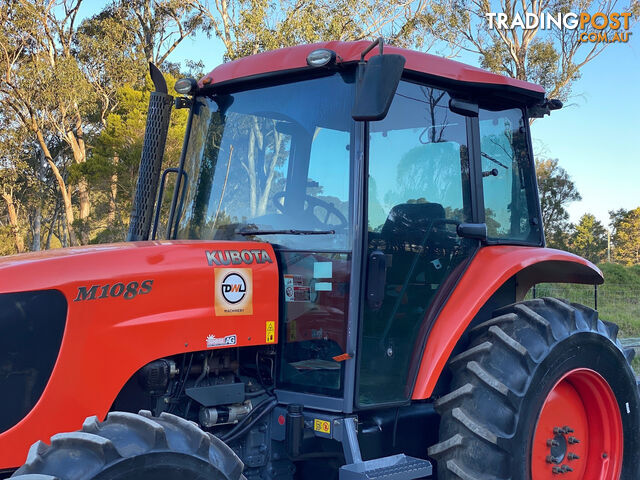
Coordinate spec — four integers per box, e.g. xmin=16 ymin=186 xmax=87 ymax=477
xmin=428 ymin=297 xmax=640 ymax=480
xmin=11 ymin=410 xmax=245 ymax=480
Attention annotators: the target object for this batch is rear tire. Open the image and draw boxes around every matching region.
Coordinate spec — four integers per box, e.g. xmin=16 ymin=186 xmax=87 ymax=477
xmin=11 ymin=411 xmax=245 ymax=480
xmin=428 ymin=297 xmax=640 ymax=480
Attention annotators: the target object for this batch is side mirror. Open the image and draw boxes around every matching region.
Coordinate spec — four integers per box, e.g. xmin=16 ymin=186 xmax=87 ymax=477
xmin=366 ymin=250 xmax=387 ymax=310
xmin=352 ymin=54 xmax=405 ymax=121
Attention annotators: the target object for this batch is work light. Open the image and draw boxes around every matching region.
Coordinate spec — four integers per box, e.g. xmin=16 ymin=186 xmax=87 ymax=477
xmin=175 ymin=77 xmax=197 ymax=95
xmin=306 ymin=49 xmax=337 ymax=67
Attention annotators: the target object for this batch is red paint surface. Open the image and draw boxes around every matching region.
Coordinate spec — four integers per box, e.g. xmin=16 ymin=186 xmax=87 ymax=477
xmin=411 ymin=246 xmax=602 ymax=400
xmin=0 ymin=241 xmax=278 ymax=468
xmin=199 ymin=41 xmax=545 ymax=96
xmin=531 ymin=369 xmax=623 ymax=479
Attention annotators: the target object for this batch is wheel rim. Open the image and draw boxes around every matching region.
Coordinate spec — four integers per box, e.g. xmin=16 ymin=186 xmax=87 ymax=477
xmin=531 ymin=368 xmax=623 ymax=479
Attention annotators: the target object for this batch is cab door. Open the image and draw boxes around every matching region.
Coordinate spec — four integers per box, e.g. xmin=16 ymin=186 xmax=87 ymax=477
xmin=357 ymin=80 xmax=478 ymax=407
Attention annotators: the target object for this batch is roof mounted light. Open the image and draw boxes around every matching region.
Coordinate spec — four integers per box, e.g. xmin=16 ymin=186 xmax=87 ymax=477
xmin=175 ymin=77 xmax=197 ymax=95
xmin=306 ymin=49 xmax=337 ymax=67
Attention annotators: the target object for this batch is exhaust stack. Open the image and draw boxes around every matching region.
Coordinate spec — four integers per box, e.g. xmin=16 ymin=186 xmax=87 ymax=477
xmin=127 ymin=63 xmax=173 ymax=241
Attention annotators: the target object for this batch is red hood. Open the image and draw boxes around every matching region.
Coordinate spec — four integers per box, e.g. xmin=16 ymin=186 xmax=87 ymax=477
xmin=0 ymin=242 xmax=148 ymax=267
xmin=0 ymin=239 xmax=280 ymax=467
xmin=0 ymin=241 xmax=223 ymax=292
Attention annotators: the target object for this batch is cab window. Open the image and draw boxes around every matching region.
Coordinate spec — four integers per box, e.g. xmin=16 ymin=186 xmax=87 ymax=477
xmin=479 ymin=108 xmax=541 ymax=243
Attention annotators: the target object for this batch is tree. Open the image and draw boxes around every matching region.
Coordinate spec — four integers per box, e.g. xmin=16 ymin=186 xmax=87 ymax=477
xmin=189 ymin=0 xmax=435 ymax=61
xmin=88 ymin=74 xmax=188 ymax=243
xmin=535 ymin=157 xmax=581 ymax=248
xmin=425 ymin=0 xmax=639 ymax=102
xmin=0 ymin=0 xmax=81 ymax=245
xmin=123 ymin=0 xmax=207 ymax=66
xmin=610 ymin=207 xmax=640 ymax=265
xmin=568 ymin=213 xmax=607 ymax=263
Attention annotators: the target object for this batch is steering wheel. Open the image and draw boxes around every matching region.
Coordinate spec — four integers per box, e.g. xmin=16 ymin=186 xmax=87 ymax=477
xmin=272 ymin=192 xmax=348 ymax=230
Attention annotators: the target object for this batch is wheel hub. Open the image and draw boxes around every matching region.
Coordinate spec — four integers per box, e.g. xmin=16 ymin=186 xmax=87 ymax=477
xmin=547 ymin=430 xmax=568 ymax=462
xmin=531 ymin=368 xmax=623 ymax=479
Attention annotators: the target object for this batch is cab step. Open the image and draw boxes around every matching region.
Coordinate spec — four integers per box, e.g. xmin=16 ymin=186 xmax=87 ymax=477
xmin=339 ymin=454 xmax=432 ymax=480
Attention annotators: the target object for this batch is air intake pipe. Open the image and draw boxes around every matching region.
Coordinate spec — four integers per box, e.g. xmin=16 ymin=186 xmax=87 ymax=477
xmin=127 ymin=63 xmax=173 ymax=241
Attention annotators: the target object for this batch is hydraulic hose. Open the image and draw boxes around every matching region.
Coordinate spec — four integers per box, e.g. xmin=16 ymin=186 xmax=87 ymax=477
xmin=220 ymin=397 xmax=278 ymax=444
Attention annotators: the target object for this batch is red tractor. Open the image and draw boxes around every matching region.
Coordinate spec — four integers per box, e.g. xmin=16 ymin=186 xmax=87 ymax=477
xmin=1 ymin=39 xmax=638 ymax=480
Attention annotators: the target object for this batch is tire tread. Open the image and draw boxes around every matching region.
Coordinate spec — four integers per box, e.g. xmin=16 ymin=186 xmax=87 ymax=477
xmin=12 ymin=411 xmax=244 ymax=480
xmin=431 ymin=297 xmax=634 ymax=480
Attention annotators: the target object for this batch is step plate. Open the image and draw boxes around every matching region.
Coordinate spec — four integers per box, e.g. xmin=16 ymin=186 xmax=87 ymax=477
xmin=340 ymin=454 xmax=432 ymax=480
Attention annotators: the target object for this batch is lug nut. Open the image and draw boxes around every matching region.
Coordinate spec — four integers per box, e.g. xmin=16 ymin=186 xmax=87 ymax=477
xmin=552 ymin=466 xmax=562 ymax=474
xmin=567 ymin=453 xmax=580 ymax=461
xmin=553 ymin=427 xmax=563 ymax=434
xmin=546 ymin=455 xmax=561 ymax=464
xmin=568 ymin=436 xmax=581 ymax=444
xmin=563 ymin=426 xmax=574 ymax=434
xmin=547 ymin=439 xmax=560 ymax=447
xmin=561 ymin=465 xmax=573 ymax=473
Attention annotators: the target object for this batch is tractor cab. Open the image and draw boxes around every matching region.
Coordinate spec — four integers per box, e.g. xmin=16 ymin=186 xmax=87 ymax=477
xmin=155 ymin=40 xmax=546 ymax=412
xmin=9 ymin=40 xmax=638 ymax=480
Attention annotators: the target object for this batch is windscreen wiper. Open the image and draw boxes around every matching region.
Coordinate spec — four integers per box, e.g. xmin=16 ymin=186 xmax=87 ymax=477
xmin=481 ymin=152 xmax=509 ymax=170
xmin=237 ymin=229 xmax=335 ymax=236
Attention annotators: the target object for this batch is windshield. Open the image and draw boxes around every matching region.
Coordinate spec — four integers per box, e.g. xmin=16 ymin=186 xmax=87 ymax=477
xmin=175 ymin=72 xmax=356 ymax=250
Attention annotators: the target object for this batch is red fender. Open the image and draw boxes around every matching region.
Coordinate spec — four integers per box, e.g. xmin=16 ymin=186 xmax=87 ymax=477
xmin=411 ymin=245 xmax=603 ymax=400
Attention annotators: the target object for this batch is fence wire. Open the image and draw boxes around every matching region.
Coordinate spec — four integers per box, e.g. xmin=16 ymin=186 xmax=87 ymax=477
xmin=527 ymin=283 xmax=640 ymax=373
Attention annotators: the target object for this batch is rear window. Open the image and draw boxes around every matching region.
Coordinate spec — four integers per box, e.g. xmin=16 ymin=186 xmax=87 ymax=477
xmin=479 ymin=108 xmax=541 ymax=243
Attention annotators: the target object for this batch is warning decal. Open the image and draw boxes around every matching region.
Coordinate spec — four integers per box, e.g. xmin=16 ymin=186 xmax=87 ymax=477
xmin=284 ymin=274 xmax=310 ymax=302
xmin=266 ymin=321 xmax=275 ymax=343
xmin=313 ymin=419 xmax=331 ymax=435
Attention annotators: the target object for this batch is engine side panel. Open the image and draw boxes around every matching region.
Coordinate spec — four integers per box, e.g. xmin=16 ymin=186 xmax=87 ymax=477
xmin=0 ymin=291 xmax=67 ymax=435
xmin=0 ymin=240 xmax=278 ymax=468
xmin=411 ymin=245 xmax=603 ymax=400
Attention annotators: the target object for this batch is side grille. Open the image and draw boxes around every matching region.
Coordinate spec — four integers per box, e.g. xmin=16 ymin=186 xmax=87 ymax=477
xmin=0 ymin=290 xmax=67 ymax=434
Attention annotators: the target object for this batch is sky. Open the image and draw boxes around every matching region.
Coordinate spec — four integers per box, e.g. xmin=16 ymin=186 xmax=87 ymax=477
xmin=172 ymin=33 xmax=640 ymax=228
xmin=78 ymin=2 xmax=640 ymax=228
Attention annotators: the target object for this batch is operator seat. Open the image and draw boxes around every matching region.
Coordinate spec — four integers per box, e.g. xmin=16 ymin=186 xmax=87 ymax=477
xmin=361 ymin=202 xmax=455 ymax=397
xmin=378 ymin=202 xmax=453 ymax=285
xmin=381 ymin=202 xmax=446 ymax=243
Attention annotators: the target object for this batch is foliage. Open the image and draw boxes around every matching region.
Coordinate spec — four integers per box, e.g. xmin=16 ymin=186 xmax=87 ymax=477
xmin=610 ymin=207 xmax=640 ymax=265
xmin=531 ymin=261 xmax=640 ymax=341
xmin=568 ymin=213 xmax=607 ymax=263
xmin=0 ymin=0 xmax=638 ymax=264
xmin=86 ymin=74 xmax=188 ymax=242
xmin=190 ymin=0 xmax=438 ymax=60
xmin=600 ymin=261 xmax=640 ymax=285
xmin=535 ymin=157 xmax=581 ymax=249
xmin=424 ymin=0 xmax=639 ymax=102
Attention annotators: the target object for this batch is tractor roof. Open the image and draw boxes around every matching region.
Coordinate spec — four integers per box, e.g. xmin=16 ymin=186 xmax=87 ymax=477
xmin=199 ymin=40 xmax=545 ymax=100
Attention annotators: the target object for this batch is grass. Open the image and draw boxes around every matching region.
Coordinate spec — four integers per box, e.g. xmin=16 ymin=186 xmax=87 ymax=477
xmin=528 ymin=263 xmax=640 ymax=337
xmin=632 ymin=356 xmax=640 ymax=374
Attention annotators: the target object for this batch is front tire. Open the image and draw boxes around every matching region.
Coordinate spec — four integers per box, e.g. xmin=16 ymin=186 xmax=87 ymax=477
xmin=428 ymin=297 xmax=640 ymax=480
xmin=12 ymin=411 xmax=244 ymax=480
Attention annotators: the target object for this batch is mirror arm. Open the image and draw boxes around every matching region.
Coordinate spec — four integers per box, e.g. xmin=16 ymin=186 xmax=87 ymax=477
xmin=360 ymin=37 xmax=384 ymax=62
xmin=457 ymin=222 xmax=488 ymax=241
